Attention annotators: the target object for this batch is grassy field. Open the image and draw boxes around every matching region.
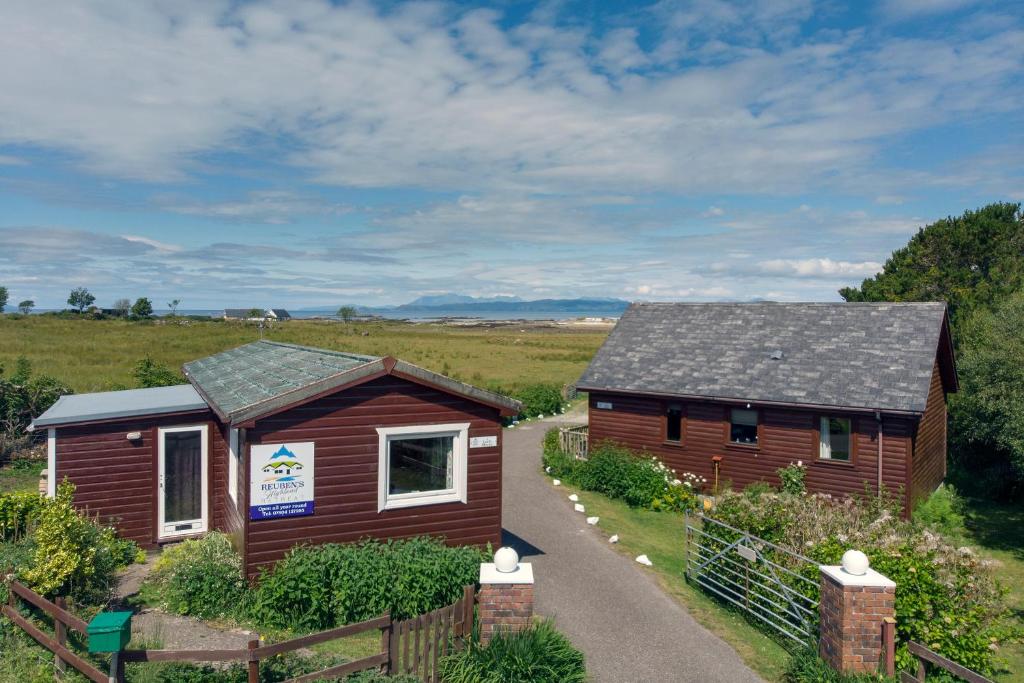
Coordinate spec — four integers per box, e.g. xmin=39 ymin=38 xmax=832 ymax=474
xmin=0 ymin=316 xmax=607 ymax=393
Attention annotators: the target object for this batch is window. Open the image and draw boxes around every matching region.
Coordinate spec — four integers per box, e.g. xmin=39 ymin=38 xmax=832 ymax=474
xmin=228 ymin=428 xmax=239 ymax=505
xmin=820 ymin=417 xmax=851 ymax=461
xmin=377 ymin=423 xmax=469 ymax=511
xmin=729 ymin=408 xmax=758 ymax=445
xmin=665 ymin=404 xmax=683 ymax=443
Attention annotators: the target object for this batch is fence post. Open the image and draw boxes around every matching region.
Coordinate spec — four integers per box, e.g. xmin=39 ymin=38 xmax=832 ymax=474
xmin=247 ymin=639 xmax=259 ymax=683
xmin=477 ymin=548 xmax=534 ymax=645
xmin=461 ymin=584 xmax=475 ymax=638
xmin=381 ymin=612 xmax=392 ymax=674
xmin=54 ymin=596 xmax=67 ymax=678
xmin=882 ymin=617 xmax=896 ymax=677
xmin=819 ymin=550 xmax=896 ymax=675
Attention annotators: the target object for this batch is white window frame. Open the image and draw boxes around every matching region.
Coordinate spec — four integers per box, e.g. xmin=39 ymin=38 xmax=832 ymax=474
xmin=228 ymin=428 xmax=240 ymax=505
xmin=376 ymin=423 xmax=470 ymax=512
xmin=819 ymin=416 xmax=852 ymax=462
xmin=157 ymin=424 xmax=209 ymax=540
xmin=46 ymin=428 xmax=56 ymax=498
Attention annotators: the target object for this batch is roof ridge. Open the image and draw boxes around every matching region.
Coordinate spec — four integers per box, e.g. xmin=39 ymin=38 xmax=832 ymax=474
xmin=255 ymin=340 xmax=381 ymax=362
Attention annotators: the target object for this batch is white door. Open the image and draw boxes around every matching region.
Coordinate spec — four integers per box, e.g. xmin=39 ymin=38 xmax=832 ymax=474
xmin=158 ymin=425 xmax=208 ymax=539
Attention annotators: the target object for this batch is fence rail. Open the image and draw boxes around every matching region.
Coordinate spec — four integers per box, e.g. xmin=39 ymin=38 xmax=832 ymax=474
xmin=3 ymin=577 xmax=477 ymax=682
xmin=899 ymin=641 xmax=995 ymax=683
xmin=684 ymin=513 xmax=820 ymax=645
xmin=558 ymin=424 xmax=589 ymax=460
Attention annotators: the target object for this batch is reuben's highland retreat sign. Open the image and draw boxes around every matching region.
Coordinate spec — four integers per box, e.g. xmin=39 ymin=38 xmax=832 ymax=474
xmin=250 ymin=442 xmax=315 ymax=520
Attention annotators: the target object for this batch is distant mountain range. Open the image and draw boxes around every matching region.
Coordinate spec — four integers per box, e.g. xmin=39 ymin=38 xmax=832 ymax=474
xmin=298 ymin=294 xmax=630 ymax=316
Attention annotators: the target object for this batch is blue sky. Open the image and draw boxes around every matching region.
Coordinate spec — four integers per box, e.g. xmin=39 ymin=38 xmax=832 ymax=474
xmin=1 ymin=0 xmax=1022 ymax=309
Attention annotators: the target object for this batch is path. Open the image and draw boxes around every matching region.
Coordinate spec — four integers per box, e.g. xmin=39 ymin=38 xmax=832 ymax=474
xmin=501 ymin=410 xmax=763 ymax=683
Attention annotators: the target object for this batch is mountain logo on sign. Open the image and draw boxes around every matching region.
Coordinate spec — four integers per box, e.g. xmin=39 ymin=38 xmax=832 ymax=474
xmin=261 ymin=445 xmax=304 ymax=480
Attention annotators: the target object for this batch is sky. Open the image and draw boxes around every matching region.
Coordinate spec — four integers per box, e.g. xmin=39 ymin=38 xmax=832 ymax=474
xmin=1 ymin=0 xmax=1022 ymax=309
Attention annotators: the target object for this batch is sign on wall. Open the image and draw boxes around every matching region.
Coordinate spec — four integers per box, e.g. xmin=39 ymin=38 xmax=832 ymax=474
xmin=470 ymin=435 xmax=497 ymax=448
xmin=250 ymin=442 xmax=315 ymax=520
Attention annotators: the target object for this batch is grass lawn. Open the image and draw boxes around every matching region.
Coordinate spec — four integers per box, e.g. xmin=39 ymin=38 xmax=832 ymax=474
xmin=0 ymin=316 xmax=607 ymax=393
xmin=550 ymin=478 xmax=795 ymax=682
xmin=0 ymin=459 xmax=44 ymax=494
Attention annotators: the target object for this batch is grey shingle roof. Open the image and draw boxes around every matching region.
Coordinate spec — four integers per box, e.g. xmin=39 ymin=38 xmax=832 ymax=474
xmin=576 ymin=302 xmax=951 ymax=414
xmin=31 ymin=384 xmax=207 ymax=429
xmin=184 ymin=341 xmax=520 ymax=424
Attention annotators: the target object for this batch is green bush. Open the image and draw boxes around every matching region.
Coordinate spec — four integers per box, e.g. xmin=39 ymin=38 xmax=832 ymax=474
xmin=777 ymin=461 xmax=807 ymax=495
xmin=543 ymin=432 xmax=699 ymax=513
xmin=145 ymin=532 xmax=246 ymax=619
xmin=0 ymin=490 xmax=44 ymax=541
xmin=513 ymin=384 xmax=564 ymax=418
xmin=20 ymin=481 xmax=140 ymax=604
xmin=0 ymin=357 xmax=70 ymax=440
xmin=913 ymin=486 xmax=967 ymax=539
xmin=783 ymin=648 xmax=896 ymax=682
xmin=248 ymin=537 xmax=486 ymax=631
xmin=711 ymin=488 xmax=1016 ymax=675
xmin=439 ymin=620 xmax=586 ymax=683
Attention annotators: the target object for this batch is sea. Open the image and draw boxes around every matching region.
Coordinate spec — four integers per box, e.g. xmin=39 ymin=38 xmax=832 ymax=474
xmin=33 ymin=308 xmax=620 ymax=322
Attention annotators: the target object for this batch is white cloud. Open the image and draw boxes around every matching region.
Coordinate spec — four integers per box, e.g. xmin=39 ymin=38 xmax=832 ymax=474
xmin=159 ymin=191 xmax=351 ymax=224
xmin=880 ymin=0 xmax=979 ymax=20
xmin=756 ymin=258 xmax=883 ymax=278
xmin=703 ymin=206 xmax=725 ymax=217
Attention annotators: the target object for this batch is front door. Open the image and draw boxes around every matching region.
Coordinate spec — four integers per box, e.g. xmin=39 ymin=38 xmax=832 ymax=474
xmin=158 ymin=425 xmax=208 ymax=539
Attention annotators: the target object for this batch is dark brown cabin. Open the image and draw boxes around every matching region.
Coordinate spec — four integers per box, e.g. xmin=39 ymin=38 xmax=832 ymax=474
xmin=575 ymin=302 xmax=957 ymax=514
xmin=31 ymin=341 xmax=520 ymax=577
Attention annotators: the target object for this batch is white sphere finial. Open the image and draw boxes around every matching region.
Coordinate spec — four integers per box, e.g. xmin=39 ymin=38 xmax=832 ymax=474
xmin=841 ymin=549 xmax=869 ymax=576
xmin=493 ymin=547 xmax=520 ymax=573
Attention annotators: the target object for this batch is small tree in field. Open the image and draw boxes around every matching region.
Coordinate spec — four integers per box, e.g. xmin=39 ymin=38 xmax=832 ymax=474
xmin=113 ymin=298 xmax=131 ymax=317
xmin=17 ymin=300 xmax=34 ymax=315
xmin=247 ymin=307 xmax=264 ymax=320
xmin=67 ymin=287 xmax=95 ymax=313
xmin=167 ymin=299 xmax=181 ymax=316
xmin=0 ymin=286 xmax=8 ymax=313
xmin=337 ymin=306 xmax=357 ymax=323
xmin=131 ymin=297 xmax=154 ymax=319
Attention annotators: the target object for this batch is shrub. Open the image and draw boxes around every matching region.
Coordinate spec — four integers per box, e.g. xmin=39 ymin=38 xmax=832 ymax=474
xmin=711 ymin=488 xmax=1015 ymax=675
xmin=133 ymin=356 xmax=184 ymax=388
xmin=146 ymin=532 xmax=246 ymax=619
xmin=777 ymin=461 xmax=807 ymax=495
xmin=0 ymin=490 xmax=45 ymax=542
xmin=0 ymin=357 xmax=70 ymax=438
xmin=439 ymin=620 xmax=586 ymax=683
xmin=513 ymin=384 xmax=563 ymax=418
xmin=248 ymin=537 xmax=486 ymax=631
xmin=541 ymin=428 xmax=578 ymax=479
xmin=913 ymin=486 xmax=967 ymax=540
xmin=20 ymin=482 xmax=140 ymax=604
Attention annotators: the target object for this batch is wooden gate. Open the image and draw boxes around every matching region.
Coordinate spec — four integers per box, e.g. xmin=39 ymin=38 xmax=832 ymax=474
xmin=389 ymin=584 xmax=475 ymax=682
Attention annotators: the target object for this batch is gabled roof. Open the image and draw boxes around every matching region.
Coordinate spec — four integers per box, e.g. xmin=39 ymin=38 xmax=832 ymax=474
xmin=223 ymin=309 xmax=261 ymax=318
xmin=31 ymin=384 xmax=207 ymax=429
xmin=576 ymin=302 xmax=956 ymax=415
xmin=268 ymin=309 xmax=291 ymax=318
xmin=184 ymin=341 xmax=521 ymax=424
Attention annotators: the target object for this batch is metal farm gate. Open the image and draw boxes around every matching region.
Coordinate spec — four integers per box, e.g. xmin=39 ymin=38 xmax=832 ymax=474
xmin=684 ymin=513 xmax=820 ymax=645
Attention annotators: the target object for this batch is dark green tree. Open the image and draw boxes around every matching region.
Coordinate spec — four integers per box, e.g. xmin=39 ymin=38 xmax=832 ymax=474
xmin=132 ymin=357 xmax=183 ymax=388
xmin=0 ymin=286 xmax=8 ymax=313
xmin=840 ymin=202 xmax=1024 ymax=333
xmin=0 ymin=358 xmax=71 ymax=436
xmin=17 ymin=300 xmax=34 ymax=315
xmin=130 ymin=297 xmax=154 ymax=319
xmin=67 ymin=287 xmax=95 ymax=313
xmin=337 ymin=305 xmax=358 ymax=323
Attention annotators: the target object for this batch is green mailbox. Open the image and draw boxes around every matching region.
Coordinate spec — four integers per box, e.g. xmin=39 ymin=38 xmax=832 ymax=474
xmin=87 ymin=611 xmax=132 ymax=653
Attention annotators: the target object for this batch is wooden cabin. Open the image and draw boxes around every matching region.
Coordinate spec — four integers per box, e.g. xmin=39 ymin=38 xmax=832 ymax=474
xmin=575 ymin=302 xmax=957 ymax=514
xmin=31 ymin=341 xmax=519 ymax=577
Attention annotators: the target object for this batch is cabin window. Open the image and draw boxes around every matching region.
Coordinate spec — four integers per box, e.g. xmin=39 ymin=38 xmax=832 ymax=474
xmin=228 ymin=428 xmax=240 ymax=505
xmin=665 ymin=404 xmax=683 ymax=443
xmin=819 ymin=417 xmax=852 ymax=461
xmin=729 ymin=408 xmax=759 ymax=445
xmin=377 ymin=423 xmax=469 ymax=511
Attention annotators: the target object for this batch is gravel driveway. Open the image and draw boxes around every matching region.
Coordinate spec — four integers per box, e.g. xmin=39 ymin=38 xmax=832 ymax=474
xmin=501 ymin=413 xmax=763 ymax=683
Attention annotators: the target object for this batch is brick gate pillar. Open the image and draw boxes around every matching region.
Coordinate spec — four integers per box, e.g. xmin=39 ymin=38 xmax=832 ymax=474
xmin=819 ymin=550 xmax=896 ymax=674
xmin=478 ymin=547 xmax=534 ymax=644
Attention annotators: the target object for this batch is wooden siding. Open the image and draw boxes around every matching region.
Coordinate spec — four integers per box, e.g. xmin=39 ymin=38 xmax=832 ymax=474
xmin=588 ymin=392 xmax=915 ymax=508
xmin=244 ymin=376 xmax=503 ymax=578
xmin=54 ymin=411 xmax=220 ymax=547
xmin=911 ymin=360 xmax=947 ymax=506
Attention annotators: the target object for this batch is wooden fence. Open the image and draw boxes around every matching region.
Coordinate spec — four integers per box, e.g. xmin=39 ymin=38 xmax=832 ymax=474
xmin=2 ymin=578 xmax=476 ymax=682
xmin=558 ymin=424 xmax=588 ymax=460
xmin=899 ymin=641 xmax=995 ymax=683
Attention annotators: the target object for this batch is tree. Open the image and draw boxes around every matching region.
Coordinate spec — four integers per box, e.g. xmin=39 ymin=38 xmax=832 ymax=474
xmin=67 ymin=287 xmax=95 ymax=313
xmin=17 ymin=300 xmax=34 ymax=315
xmin=167 ymin=299 xmax=181 ymax=316
xmin=247 ymin=307 xmax=264 ymax=320
xmin=113 ymin=298 xmax=131 ymax=317
xmin=840 ymin=202 xmax=1024 ymax=334
xmin=0 ymin=286 xmax=7 ymax=313
xmin=0 ymin=357 xmax=70 ymax=437
xmin=132 ymin=357 xmax=184 ymax=388
xmin=131 ymin=297 xmax=154 ymax=319
xmin=337 ymin=305 xmax=358 ymax=323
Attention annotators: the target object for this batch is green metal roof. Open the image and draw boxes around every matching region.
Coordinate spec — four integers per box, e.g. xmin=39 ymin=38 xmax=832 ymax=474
xmin=184 ymin=340 xmax=520 ymax=424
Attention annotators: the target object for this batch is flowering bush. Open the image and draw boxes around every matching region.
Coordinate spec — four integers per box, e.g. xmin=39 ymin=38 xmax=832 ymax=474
xmin=777 ymin=461 xmax=807 ymax=495
xmin=711 ymin=487 xmax=1019 ymax=675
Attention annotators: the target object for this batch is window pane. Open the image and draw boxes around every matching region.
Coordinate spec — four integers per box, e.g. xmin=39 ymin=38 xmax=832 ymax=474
xmin=730 ymin=409 xmax=758 ymax=444
xmin=389 ymin=435 xmax=454 ymax=495
xmin=164 ymin=431 xmax=202 ymax=523
xmin=825 ymin=417 xmax=851 ymax=461
xmin=666 ymin=406 xmax=683 ymax=442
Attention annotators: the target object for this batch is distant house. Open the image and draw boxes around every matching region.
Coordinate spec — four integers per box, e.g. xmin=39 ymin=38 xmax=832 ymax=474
xmin=31 ymin=341 xmax=519 ymax=577
xmin=222 ymin=308 xmax=291 ymax=321
xmin=576 ymin=302 xmax=957 ymax=514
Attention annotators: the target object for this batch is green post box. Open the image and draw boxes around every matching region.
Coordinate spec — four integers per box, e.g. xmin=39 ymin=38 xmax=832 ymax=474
xmin=87 ymin=611 xmax=132 ymax=653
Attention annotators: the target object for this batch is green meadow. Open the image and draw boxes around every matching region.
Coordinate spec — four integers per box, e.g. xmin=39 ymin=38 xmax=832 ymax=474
xmin=0 ymin=316 xmax=608 ymax=393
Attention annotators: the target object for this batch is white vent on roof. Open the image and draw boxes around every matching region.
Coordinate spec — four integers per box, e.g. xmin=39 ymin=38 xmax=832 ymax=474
xmin=770 ymin=349 xmax=784 ymax=360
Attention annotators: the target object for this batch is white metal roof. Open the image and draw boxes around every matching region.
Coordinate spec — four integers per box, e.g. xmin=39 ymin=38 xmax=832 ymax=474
xmin=30 ymin=384 xmax=208 ymax=429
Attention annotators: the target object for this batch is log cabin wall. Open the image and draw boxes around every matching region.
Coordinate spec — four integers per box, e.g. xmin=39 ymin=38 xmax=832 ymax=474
xmin=53 ymin=410 xmax=221 ymax=547
xmin=910 ymin=359 xmax=948 ymax=507
xmin=243 ymin=375 xmax=504 ymax=578
xmin=587 ymin=392 xmax=915 ymax=510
